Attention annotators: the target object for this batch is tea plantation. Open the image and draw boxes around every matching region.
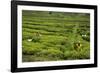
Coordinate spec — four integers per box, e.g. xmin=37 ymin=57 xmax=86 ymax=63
xmin=22 ymin=10 xmax=90 ymax=62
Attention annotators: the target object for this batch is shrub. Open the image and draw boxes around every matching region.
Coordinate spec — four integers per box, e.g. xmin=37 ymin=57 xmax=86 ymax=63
xmin=32 ymin=36 xmax=41 ymax=42
xmin=63 ymin=48 xmax=90 ymax=60
xmin=60 ymin=40 xmax=67 ymax=45
xmin=22 ymin=35 xmax=33 ymax=40
xmin=82 ymin=36 xmax=90 ymax=41
xmin=46 ymin=48 xmax=64 ymax=59
xmin=63 ymin=50 xmax=78 ymax=60
xmin=78 ymin=48 xmax=90 ymax=59
xmin=22 ymin=47 xmax=42 ymax=55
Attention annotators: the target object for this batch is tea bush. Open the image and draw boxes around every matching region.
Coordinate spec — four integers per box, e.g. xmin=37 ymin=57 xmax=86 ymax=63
xmin=22 ymin=10 xmax=90 ymax=62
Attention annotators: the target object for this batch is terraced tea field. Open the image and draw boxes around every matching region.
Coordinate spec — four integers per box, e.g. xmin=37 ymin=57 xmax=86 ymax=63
xmin=22 ymin=10 xmax=90 ymax=62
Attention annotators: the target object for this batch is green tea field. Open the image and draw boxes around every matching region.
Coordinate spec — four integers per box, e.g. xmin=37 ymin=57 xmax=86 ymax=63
xmin=22 ymin=10 xmax=90 ymax=62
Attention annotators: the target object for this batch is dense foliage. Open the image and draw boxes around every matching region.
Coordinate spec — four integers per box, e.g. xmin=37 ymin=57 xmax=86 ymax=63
xmin=22 ymin=10 xmax=90 ymax=62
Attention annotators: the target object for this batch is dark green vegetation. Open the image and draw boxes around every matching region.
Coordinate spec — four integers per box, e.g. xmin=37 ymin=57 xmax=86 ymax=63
xmin=22 ymin=10 xmax=90 ymax=62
